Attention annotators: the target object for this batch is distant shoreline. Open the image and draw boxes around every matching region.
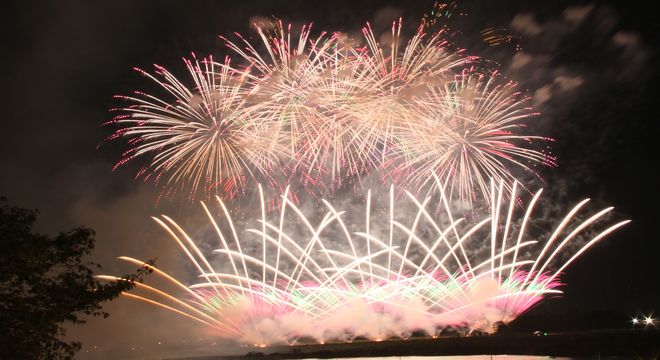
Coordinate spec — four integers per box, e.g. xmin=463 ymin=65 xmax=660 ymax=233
xmin=173 ymin=329 xmax=660 ymax=360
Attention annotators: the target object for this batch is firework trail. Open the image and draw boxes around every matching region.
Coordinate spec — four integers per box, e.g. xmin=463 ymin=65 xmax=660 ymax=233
xmin=108 ymin=19 xmax=553 ymax=202
xmin=480 ymin=26 xmax=522 ymax=49
xmin=102 ymin=178 xmax=627 ymax=345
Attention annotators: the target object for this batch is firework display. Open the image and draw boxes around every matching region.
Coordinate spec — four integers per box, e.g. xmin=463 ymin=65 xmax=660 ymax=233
xmin=102 ymin=7 xmax=633 ymax=350
xmin=103 ymin=179 xmax=627 ymax=345
xmin=108 ymin=19 xmax=553 ymax=202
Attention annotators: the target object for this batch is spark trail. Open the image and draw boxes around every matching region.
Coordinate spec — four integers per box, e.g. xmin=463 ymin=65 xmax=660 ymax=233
xmin=103 ymin=178 xmax=627 ymax=345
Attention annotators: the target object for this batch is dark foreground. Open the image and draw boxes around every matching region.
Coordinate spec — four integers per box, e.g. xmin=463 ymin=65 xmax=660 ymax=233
xmin=176 ymin=329 xmax=660 ymax=359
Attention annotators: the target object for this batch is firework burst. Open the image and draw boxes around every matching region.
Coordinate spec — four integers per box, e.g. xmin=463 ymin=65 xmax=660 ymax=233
xmin=393 ymin=72 xmax=555 ymax=206
xmin=108 ymin=56 xmax=290 ymax=199
xmin=102 ymin=179 xmax=627 ymax=345
xmin=108 ymin=19 xmax=553 ymax=202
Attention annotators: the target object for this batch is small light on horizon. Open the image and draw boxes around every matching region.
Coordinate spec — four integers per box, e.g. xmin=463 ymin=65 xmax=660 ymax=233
xmin=644 ymin=316 xmax=654 ymax=325
xmin=631 ymin=317 xmax=639 ymax=324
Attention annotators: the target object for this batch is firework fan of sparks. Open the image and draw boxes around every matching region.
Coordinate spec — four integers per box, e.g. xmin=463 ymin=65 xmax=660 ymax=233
xmin=107 ymin=18 xmax=554 ymax=202
xmin=101 ymin=178 xmax=627 ymax=345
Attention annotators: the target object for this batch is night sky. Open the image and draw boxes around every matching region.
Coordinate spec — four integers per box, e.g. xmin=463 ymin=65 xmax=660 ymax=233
xmin=4 ymin=1 xmax=659 ymax=358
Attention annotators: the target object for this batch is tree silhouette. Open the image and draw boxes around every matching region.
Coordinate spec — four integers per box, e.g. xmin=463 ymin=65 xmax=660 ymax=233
xmin=0 ymin=197 xmax=152 ymax=359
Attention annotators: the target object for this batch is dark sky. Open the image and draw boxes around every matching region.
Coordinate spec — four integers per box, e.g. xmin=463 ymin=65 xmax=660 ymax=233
xmin=4 ymin=0 xmax=659 ymax=358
